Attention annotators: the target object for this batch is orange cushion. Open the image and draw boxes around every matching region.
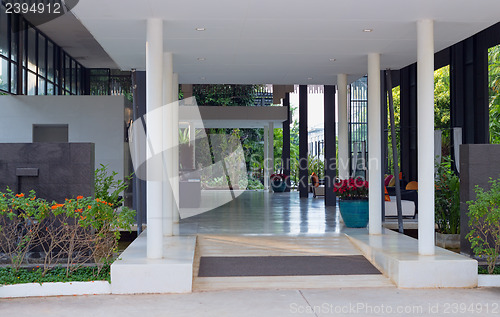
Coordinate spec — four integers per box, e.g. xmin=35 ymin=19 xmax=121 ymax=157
xmin=311 ymin=173 xmax=319 ymax=187
xmin=384 ymin=186 xmax=391 ymax=201
xmin=406 ymin=181 xmax=418 ymax=190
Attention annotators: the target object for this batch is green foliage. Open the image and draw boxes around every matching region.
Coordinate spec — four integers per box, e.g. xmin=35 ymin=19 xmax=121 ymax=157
xmin=0 ymin=265 xmax=111 ymax=285
xmin=435 ymin=156 xmax=460 ymax=234
xmin=466 ymin=177 xmax=500 ymax=274
xmin=246 ymin=177 xmax=264 ymax=190
xmin=193 ymin=85 xmax=258 ymax=107
xmin=0 ymin=167 xmax=135 ymax=280
xmin=94 ymin=164 xmax=132 ymax=209
xmin=434 ymin=66 xmax=451 ymax=129
xmin=478 ymin=266 xmax=500 ymax=275
xmin=489 ymin=45 xmax=500 ymax=144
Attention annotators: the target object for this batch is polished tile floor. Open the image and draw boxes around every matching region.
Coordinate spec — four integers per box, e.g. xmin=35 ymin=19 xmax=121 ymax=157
xmin=180 ymin=191 xmax=343 ymax=235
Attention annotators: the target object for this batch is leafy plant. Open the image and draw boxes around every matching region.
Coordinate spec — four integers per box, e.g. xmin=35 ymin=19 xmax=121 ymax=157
xmin=0 ymin=265 xmax=111 ymax=285
xmin=466 ymin=177 xmax=500 ymax=274
xmin=435 ymin=156 xmax=460 ymax=234
xmin=94 ymin=164 xmax=132 ymax=209
xmin=0 ymin=166 xmax=135 ymax=279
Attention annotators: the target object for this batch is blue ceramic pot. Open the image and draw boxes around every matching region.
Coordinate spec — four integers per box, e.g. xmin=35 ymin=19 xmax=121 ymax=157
xmin=271 ymin=179 xmax=287 ymax=192
xmin=339 ymin=199 xmax=369 ymax=228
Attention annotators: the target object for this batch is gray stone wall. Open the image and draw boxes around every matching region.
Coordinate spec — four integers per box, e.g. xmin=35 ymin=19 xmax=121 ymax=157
xmin=0 ymin=143 xmax=94 ymax=203
xmin=460 ymin=144 xmax=500 ymax=255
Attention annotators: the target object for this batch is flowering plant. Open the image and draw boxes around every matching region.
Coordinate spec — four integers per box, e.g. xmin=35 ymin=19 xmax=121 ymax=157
xmin=334 ymin=178 xmax=369 ymax=200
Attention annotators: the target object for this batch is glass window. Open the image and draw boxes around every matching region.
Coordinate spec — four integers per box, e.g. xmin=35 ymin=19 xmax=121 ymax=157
xmin=47 ymin=41 xmax=54 ymax=81
xmin=22 ymin=68 xmax=26 ymax=94
xmin=0 ymin=6 xmax=8 ymax=58
xmin=76 ymin=64 xmax=81 ymax=94
xmin=38 ymin=34 xmax=46 ymax=77
xmin=10 ymin=63 xmax=17 ymax=93
xmin=64 ymin=54 xmax=70 ymax=91
xmin=0 ymin=57 xmax=8 ymax=91
xmin=38 ymin=77 xmax=45 ymax=95
xmin=10 ymin=15 xmax=17 ymax=62
xmin=27 ymin=71 xmax=36 ymax=95
xmin=47 ymin=81 xmax=54 ymax=95
xmin=27 ymin=28 xmax=36 ymax=72
xmin=71 ymin=59 xmax=76 ymax=94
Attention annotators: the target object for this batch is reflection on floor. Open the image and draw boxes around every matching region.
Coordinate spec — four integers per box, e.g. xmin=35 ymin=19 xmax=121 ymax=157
xmin=180 ymin=191 xmax=342 ymax=236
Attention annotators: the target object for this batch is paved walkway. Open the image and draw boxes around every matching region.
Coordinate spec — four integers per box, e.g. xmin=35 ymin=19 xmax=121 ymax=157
xmin=2 ymin=287 xmax=500 ymax=316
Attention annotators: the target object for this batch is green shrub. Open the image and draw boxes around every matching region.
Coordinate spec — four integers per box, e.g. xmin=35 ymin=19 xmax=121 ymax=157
xmin=466 ymin=177 xmax=500 ymax=274
xmin=435 ymin=156 xmax=460 ymax=234
xmin=0 ymin=166 xmax=135 ymax=280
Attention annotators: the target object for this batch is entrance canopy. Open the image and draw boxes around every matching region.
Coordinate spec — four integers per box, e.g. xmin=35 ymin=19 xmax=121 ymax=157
xmin=62 ymin=0 xmax=500 ymax=84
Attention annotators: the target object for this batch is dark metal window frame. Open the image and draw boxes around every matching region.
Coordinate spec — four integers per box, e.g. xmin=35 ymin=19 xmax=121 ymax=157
xmin=0 ymin=1 xmax=86 ymax=96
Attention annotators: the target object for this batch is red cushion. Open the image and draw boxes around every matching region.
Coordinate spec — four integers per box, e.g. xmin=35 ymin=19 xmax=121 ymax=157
xmin=384 ymin=175 xmax=394 ymax=187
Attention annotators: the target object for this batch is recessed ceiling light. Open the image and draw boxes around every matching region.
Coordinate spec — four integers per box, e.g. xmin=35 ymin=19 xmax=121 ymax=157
xmin=195 ymin=27 xmax=206 ymax=31
xmin=197 ymin=57 xmax=206 ymax=61
xmin=329 ymin=58 xmax=336 ymax=62
xmin=200 ymin=77 xmax=206 ymax=80
xmin=363 ymin=29 xmax=373 ymax=32
xmin=307 ymin=77 xmax=313 ymax=80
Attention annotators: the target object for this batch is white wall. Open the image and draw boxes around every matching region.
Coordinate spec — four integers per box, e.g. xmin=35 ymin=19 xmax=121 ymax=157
xmin=0 ymin=95 xmax=130 ymax=179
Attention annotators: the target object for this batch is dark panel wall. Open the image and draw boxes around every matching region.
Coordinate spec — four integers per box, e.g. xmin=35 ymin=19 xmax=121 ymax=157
xmin=0 ymin=143 xmax=95 ymax=203
xmin=299 ymin=85 xmax=308 ymax=198
xmin=282 ymin=93 xmax=291 ymax=192
xmin=323 ymin=85 xmax=336 ymax=206
xmin=460 ymin=144 xmax=500 ymax=255
xmin=399 ymin=64 xmax=418 ymax=182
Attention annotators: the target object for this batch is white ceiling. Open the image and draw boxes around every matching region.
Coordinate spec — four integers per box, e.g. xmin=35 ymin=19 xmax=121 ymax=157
xmin=68 ymin=0 xmax=500 ymax=84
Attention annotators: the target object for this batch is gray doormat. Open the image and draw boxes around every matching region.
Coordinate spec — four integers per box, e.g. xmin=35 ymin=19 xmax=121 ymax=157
xmin=198 ymin=255 xmax=381 ymax=277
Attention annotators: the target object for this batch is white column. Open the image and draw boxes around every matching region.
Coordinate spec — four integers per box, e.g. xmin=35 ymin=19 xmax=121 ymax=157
xmin=268 ymin=122 xmax=274 ymax=192
xmin=368 ymin=53 xmax=382 ymax=235
xmin=146 ymin=18 xmax=164 ymax=259
xmin=417 ymin=19 xmax=435 ymax=256
xmin=172 ymin=73 xmax=180 ymax=232
xmin=337 ymin=73 xmax=349 ymax=179
xmin=162 ymin=52 xmax=173 ymax=236
xmin=263 ymin=125 xmax=269 ymax=190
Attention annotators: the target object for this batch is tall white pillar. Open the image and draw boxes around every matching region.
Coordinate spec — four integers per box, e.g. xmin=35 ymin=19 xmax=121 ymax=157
xmin=172 ymin=73 xmax=180 ymax=231
xmin=263 ymin=125 xmax=269 ymax=190
xmin=337 ymin=73 xmax=349 ymax=179
xmin=417 ymin=19 xmax=435 ymax=256
xmin=368 ymin=53 xmax=382 ymax=235
xmin=146 ymin=18 xmax=164 ymax=259
xmin=162 ymin=52 xmax=173 ymax=236
xmin=268 ymin=122 xmax=274 ymax=192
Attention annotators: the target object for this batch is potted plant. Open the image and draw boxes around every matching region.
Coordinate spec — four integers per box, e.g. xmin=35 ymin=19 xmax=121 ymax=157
xmin=270 ymin=173 xmax=288 ymax=192
xmin=466 ymin=177 xmax=500 ymax=285
xmin=334 ymin=178 xmax=369 ymax=228
xmin=435 ymin=156 xmax=460 ymax=249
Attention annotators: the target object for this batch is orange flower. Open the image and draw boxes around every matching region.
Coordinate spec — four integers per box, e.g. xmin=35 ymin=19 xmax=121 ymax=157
xmin=31 ymin=196 xmax=36 ymax=201
xmin=88 ymin=205 xmax=92 ymax=210
xmin=51 ymin=203 xmax=64 ymax=210
xmin=95 ymin=198 xmax=100 ymax=202
xmin=80 ymin=216 xmax=86 ymax=220
xmin=76 ymin=209 xmax=83 ymax=213
xmin=15 ymin=193 xmax=24 ymax=198
xmin=77 ymin=196 xmax=84 ymax=200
